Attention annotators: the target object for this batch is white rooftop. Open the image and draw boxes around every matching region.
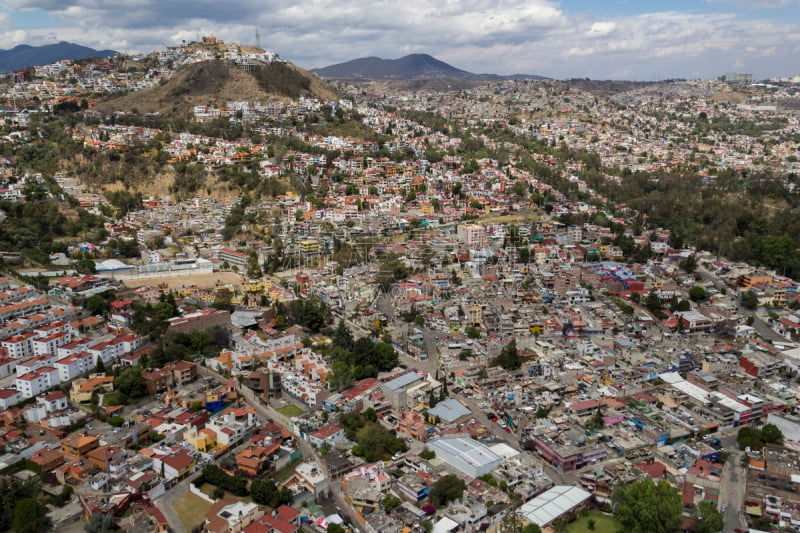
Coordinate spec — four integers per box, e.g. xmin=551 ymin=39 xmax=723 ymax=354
xmin=427 ymin=437 xmax=503 ymax=472
xmin=427 ymin=398 xmax=471 ymax=422
xmin=489 ymin=442 xmax=521 ymax=461
xmin=432 ymin=516 xmax=460 ymax=533
xmin=519 ymin=485 xmax=592 ymax=526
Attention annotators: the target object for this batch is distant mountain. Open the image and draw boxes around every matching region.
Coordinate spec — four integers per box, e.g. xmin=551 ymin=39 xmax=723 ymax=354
xmin=0 ymin=42 xmax=117 ymax=72
xmin=312 ymin=53 xmax=546 ymax=81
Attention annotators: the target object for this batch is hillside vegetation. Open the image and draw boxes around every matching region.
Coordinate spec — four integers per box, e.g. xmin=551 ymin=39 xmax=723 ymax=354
xmin=94 ymin=59 xmax=335 ymax=119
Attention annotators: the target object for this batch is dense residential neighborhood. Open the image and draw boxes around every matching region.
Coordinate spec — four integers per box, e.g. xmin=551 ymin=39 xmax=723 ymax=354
xmin=1 ymin=35 xmax=800 ymax=533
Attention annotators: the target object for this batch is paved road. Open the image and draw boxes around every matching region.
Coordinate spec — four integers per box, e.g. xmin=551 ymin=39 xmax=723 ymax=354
xmin=717 ymin=432 xmax=747 ymax=532
xmin=697 ymin=268 xmax=786 ymax=343
xmin=155 ymin=475 xmax=197 ymax=533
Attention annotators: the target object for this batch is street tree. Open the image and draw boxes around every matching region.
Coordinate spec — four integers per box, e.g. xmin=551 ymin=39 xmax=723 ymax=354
xmin=762 ymin=423 xmax=784 ymax=445
xmin=741 ymin=290 xmax=758 ymax=310
xmin=689 ymin=286 xmax=707 ymax=302
xmin=692 ymin=501 xmax=724 ymax=533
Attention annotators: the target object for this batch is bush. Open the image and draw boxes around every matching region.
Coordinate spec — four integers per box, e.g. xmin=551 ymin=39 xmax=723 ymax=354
xmin=103 ymin=392 xmax=128 ymax=406
xmin=202 ymin=464 xmax=248 ymax=497
xmin=382 ymin=493 xmax=402 ymax=513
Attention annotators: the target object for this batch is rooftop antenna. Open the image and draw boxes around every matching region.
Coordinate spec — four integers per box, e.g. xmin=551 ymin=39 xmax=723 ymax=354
xmin=255 ymin=29 xmax=261 ymax=50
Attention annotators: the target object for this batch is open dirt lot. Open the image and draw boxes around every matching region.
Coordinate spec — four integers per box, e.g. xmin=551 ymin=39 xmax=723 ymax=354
xmin=121 ymin=271 xmax=243 ymax=290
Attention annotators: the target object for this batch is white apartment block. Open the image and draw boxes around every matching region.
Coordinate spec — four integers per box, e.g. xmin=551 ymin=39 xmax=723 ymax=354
xmin=55 ymin=352 xmax=95 ymax=382
xmin=57 ymin=337 xmax=98 ymax=359
xmin=0 ymin=388 xmax=22 ymax=409
xmin=1 ymin=332 xmax=35 ymax=358
xmin=16 ymin=354 xmax=57 ymax=376
xmin=15 ymin=366 xmax=59 ymax=398
xmin=32 ymin=331 xmax=72 ymax=356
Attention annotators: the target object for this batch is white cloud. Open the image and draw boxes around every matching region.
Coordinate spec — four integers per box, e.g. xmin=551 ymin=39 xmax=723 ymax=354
xmin=0 ymin=12 xmax=12 ymax=31
xmin=586 ymin=21 xmax=616 ymax=38
xmin=2 ymin=1 xmax=800 ymax=79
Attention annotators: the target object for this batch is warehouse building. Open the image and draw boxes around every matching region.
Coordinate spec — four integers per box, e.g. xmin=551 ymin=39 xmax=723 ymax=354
xmin=426 ymin=437 xmax=503 ymax=479
xmin=519 ymin=485 xmax=592 ymax=527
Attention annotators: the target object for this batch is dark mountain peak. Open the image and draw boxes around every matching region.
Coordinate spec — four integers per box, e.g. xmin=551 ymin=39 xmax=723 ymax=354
xmin=0 ymin=41 xmax=117 ymax=72
xmin=403 ymin=53 xmax=448 ymax=63
xmin=312 ymin=53 xmax=468 ymax=80
xmin=312 ymin=53 xmax=545 ymax=81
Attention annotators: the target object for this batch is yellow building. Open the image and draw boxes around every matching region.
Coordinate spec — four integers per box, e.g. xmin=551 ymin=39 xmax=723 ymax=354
xmin=467 ymin=303 xmax=482 ymax=327
xmin=299 ymin=239 xmax=321 ymax=253
xmin=185 ymin=426 xmax=218 ymax=453
xmin=740 ymin=274 xmax=773 ymax=289
xmin=70 ymin=374 xmax=115 ymax=403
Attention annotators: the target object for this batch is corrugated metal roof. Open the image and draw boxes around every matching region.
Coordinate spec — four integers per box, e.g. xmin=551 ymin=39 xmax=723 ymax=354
xmin=384 ymin=371 xmax=423 ymax=391
xmin=519 ymin=485 xmax=592 ymax=526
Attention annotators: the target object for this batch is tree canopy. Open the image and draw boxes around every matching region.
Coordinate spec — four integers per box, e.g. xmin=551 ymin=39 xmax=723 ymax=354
xmin=113 ymin=365 xmax=148 ymax=400
xmin=12 ymin=498 xmax=48 ymax=533
xmin=692 ymin=501 xmax=724 ymax=533
xmin=689 ymin=286 xmax=707 ymax=302
xmin=429 ymin=474 xmax=466 ymax=506
xmin=250 ymin=479 xmax=292 ymax=508
xmin=738 ymin=424 xmax=784 ymax=449
xmin=612 ymin=478 xmax=682 ymax=533
xmin=0 ymin=476 xmax=40 ymax=532
xmin=490 ymin=339 xmax=522 ymax=370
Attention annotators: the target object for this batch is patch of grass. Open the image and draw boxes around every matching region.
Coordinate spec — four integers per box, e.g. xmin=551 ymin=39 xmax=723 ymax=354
xmin=274 ymin=458 xmax=303 ymax=483
xmin=566 ymin=511 xmax=622 ymax=533
xmin=199 ymin=483 xmax=252 ymax=503
xmin=278 ymin=405 xmax=304 ymax=417
xmin=173 ymin=492 xmax=212 ymax=532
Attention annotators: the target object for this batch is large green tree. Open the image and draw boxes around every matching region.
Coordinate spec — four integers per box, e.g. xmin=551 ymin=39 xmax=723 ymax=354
xmin=429 ymin=474 xmax=466 ymax=506
xmin=114 ymin=365 xmax=148 ymax=399
xmin=333 ymin=318 xmax=355 ymax=351
xmin=250 ymin=479 xmax=292 ymax=507
xmin=0 ymin=476 xmax=40 ymax=531
xmin=761 ymin=423 xmax=784 ymax=446
xmin=12 ymin=498 xmax=48 ymax=533
xmin=491 ymin=339 xmax=521 ymax=370
xmin=351 ymin=423 xmax=406 ymax=462
xmin=741 ymin=290 xmax=759 ymax=310
xmin=689 ymin=286 xmax=707 ymax=302
xmin=692 ymin=501 xmax=724 ymax=533
xmin=612 ymin=479 xmax=681 ymax=533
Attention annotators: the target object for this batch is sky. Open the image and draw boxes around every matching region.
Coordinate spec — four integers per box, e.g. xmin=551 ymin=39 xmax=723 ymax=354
xmin=1 ymin=0 xmax=799 ymax=80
